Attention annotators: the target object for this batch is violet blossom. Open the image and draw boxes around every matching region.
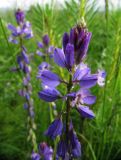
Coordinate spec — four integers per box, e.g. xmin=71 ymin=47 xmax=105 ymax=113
xmin=31 ymin=142 xmax=53 ymax=160
xmin=36 ymin=34 xmax=54 ymax=59
xmin=37 ymin=20 xmax=106 ymax=159
xmin=8 ymin=9 xmax=37 ymax=155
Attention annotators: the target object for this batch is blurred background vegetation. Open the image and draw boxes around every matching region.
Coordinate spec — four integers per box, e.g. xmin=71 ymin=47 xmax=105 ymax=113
xmin=0 ymin=0 xmax=121 ymax=159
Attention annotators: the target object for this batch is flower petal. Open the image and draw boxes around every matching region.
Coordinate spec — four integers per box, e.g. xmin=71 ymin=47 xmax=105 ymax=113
xmin=65 ymin=43 xmax=74 ymax=69
xmin=62 ymin=32 xmax=69 ymax=52
xmin=73 ymin=63 xmax=90 ymax=81
xmin=77 ymin=105 xmax=95 ymax=119
xmin=45 ymin=118 xmax=63 ymax=139
xmin=54 ymin=48 xmax=66 ymax=68
xmin=76 ymin=32 xmax=92 ymax=64
xmin=37 ymin=42 xmax=44 ymax=48
xmin=7 ymin=23 xmax=16 ymax=32
xmin=38 ymin=88 xmax=60 ymax=102
xmin=80 ymin=74 xmax=97 ymax=88
xmin=38 ymin=70 xmax=60 ymax=88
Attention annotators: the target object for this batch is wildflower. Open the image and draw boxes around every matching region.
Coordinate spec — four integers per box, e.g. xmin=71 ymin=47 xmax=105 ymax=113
xmin=38 ymin=62 xmax=50 ymax=71
xmin=37 ymin=20 xmax=106 ymax=159
xmin=36 ymin=34 xmax=54 ymax=58
xmin=38 ymin=88 xmax=61 ymax=102
xmin=45 ymin=118 xmax=63 ymax=139
xmin=8 ymin=9 xmax=37 ymax=153
xmin=42 ymin=34 xmax=50 ymax=46
xmin=69 ymin=128 xmax=81 ymax=158
xmin=15 ymin=9 xmax=25 ymax=24
xmin=57 ymin=140 xmax=67 ymax=159
xmin=62 ymin=24 xmax=92 ymax=64
xmin=31 ymin=152 xmax=40 ymax=160
xmin=8 ymin=21 xmax=33 ymax=44
xmin=37 ymin=70 xmax=61 ymax=88
xmin=77 ymin=105 xmax=95 ymax=119
xmin=38 ymin=142 xmax=53 ymax=160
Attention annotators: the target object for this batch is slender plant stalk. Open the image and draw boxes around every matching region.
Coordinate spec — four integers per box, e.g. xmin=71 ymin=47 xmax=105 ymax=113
xmin=79 ymin=0 xmax=86 ymax=18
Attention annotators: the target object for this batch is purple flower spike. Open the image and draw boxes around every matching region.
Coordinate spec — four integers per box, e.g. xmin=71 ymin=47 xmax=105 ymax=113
xmin=15 ymin=9 xmax=25 ymax=24
xmin=38 ymin=70 xmax=61 ymax=88
xmin=31 ymin=152 xmax=40 ymax=160
xmin=65 ymin=43 xmax=74 ymax=70
xmin=54 ymin=48 xmax=66 ymax=68
xmin=77 ymin=105 xmax=95 ymax=119
xmin=42 ymin=34 xmax=50 ymax=46
xmin=62 ymin=32 xmax=69 ymax=52
xmin=38 ymin=88 xmax=60 ymax=102
xmin=38 ymin=142 xmax=53 ymax=160
xmin=45 ymin=118 xmax=63 ymax=139
xmin=62 ymin=24 xmax=92 ymax=64
xmin=57 ymin=140 xmax=67 ymax=159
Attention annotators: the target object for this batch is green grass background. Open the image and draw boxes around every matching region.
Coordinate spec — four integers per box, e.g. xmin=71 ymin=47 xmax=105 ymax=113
xmin=0 ymin=0 xmax=121 ymax=159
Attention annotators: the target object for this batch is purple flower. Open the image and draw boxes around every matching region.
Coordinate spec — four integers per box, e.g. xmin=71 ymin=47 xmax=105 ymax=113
xmin=7 ymin=21 xmax=33 ymax=43
xmin=45 ymin=118 xmax=63 ymax=139
xmin=38 ymin=88 xmax=61 ymax=102
xmin=18 ymin=89 xmax=26 ymax=97
xmin=75 ymin=89 xmax=96 ymax=106
xmin=65 ymin=43 xmax=74 ymax=70
xmin=31 ymin=152 xmax=40 ymax=160
xmin=62 ymin=24 xmax=92 ymax=64
xmin=23 ymin=74 xmax=30 ymax=85
xmin=62 ymin=32 xmax=69 ymax=53
xmin=54 ymin=44 xmax=75 ymax=71
xmin=77 ymin=105 xmax=95 ymax=119
xmin=57 ymin=140 xmax=67 ymax=159
xmin=37 ymin=70 xmax=61 ymax=88
xmin=21 ymin=50 xmax=30 ymax=64
xmin=80 ymin=74 xmax=98 ymax=89
xmin=54 ymin=48 xmax=66 ymax=68
xmin=38 ymin=142 xmax=53 ymax=160
xmin=73 ymin=63 xmax=90 ymax=81
xmin=42 ymin=34 xmax=50 ymax=46
xmin=38 ymin=42 xmax=44 ymax=49
xmin=97 ymin=70 xmax=106 ymax=87
xmin=15 ymin=9 xmax=25 ymax=24
xmin=38 ymin=62 xmax=50 ymax=71
xmin=80 ymin=70 xmax=106 ymax=88
xmin=23 ymin=103 xmax=28 ymax=109
xmin=36 ymin=50 xmax=43 ymax=56
xmin=69 ymin=129 xmax=81 ymax=158
xmin=48 ymin=46 xmax=54 ymax=54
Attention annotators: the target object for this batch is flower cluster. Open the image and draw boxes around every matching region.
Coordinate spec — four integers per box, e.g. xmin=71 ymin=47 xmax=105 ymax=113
xmin=8 ymin=9 xmax=37 ymax=152
xmin=38 ymin=23 xmax=106 ymax=159
xmin=31 ymin=142 xmax=53 ymax=160
xmin=36 ymin=34 xmax=54 ymax=59
xmin=8 ymin=9 xmax=33 ymax=44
